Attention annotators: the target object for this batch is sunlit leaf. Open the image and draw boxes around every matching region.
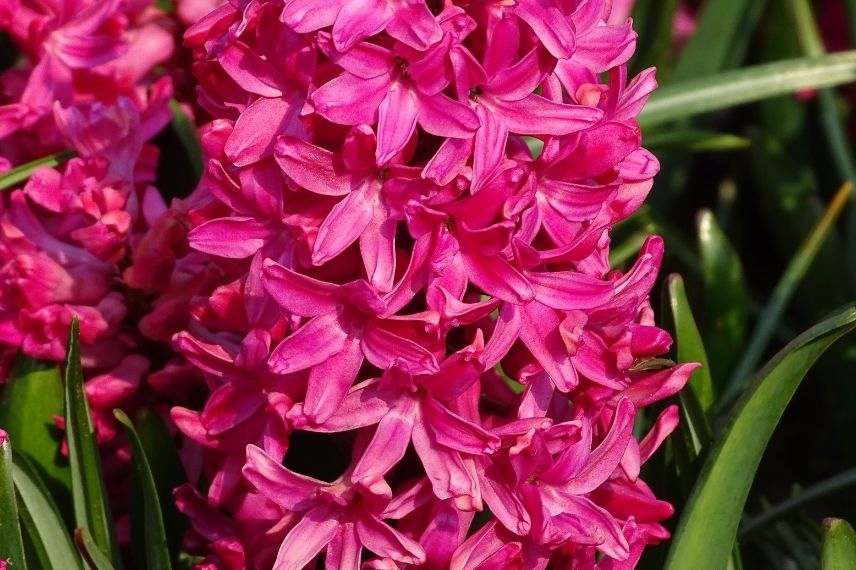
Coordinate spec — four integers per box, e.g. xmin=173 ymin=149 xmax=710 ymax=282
xmin=666 ymin=274 xmax=714 ymax=441
xmin=0 ymin=356 xmax=71 ymax=519
xmin=13 ymin=452 xmax=81 ymax=570
xmin=664 ymin=305 xmax=856 ymax=570
xmin=63 ymin=319 xmax=121 ymax=566
xmin=640 ymin=51 xmax=856 ymax=128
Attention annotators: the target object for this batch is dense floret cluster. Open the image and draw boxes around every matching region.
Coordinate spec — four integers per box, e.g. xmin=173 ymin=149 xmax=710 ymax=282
xmin=0 ymin=0 xmax=697 ymax=568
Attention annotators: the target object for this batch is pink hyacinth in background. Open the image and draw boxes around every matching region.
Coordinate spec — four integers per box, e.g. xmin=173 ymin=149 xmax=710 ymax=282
xmin=160 ymin=0 xmax=697 ymax=567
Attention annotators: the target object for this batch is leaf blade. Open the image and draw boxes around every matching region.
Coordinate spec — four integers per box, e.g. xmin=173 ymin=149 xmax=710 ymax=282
xmin=640 ymin=51 xmax=856 ymax=128
xmin=63 ymin=319 xmax=121 ymax=566
xmin=663 ymin=304 xmax=856 ymax=570
xmin=114 ymin=410 xmax=171 ymax=570
xmin=0 ymin=431 xmax=27 ymax=570
xmin=822 ymin=519 xmax=856 ymax=570
xmin=0 ymin=356 xmax=71 ymax=519
xmin=13 ymin=452 xmax=81 ymax=570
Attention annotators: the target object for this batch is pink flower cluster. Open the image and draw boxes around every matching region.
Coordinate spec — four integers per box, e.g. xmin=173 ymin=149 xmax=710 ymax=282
xmin=161 ymin=0 xmax=698 ymax=568
xmin=0 ymin=0 xmax=180 ymax=498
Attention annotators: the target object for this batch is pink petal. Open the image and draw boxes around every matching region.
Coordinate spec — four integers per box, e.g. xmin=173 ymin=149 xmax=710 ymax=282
xmin=332 ymin=0 xmax=392 ymax=51
xmin=528 ymin=270 xmax=614 ymax=310
xmin=313 ymin=181 xmax=378 ymax=265
xmin=188 ymin=217 xmax=270 ymax=258
xmin=262 ymin=259 xmax=341 ymax=316
xmin=302 ymin=336 xmax=363 ymax=424
xmin=360 ymin=204 xmax=397 ymax=292
xmin=242 ymin=444 xmax=324 ymax=511
xmin=376 ymin=82 xmax=419 ymax=165
xmin=518 ymin=301 xmax=578 ymax=392
xmin=267 ymin=312 xmax=348 ymax=374
xmin=422 ymin=394 xmax=499 ymax=455
xmin=225 ymin=95 xmax=304 ymax=166
xmin=416 ymin=90 xmax=480 ymax=139
xmin=386 ymin=1 xmax=442 ymax=50
xmin=274 ymin=136 xmax=353 ymax=196
xmin=356 ymin=514 xmax=426 ymax=564
xmin=492 ymin=93 xmax=602 ymax=135
xmin=514 ymin=0 xmax=575 ymax=58
xmin=280 ymin=0 xmax=340 ymax=32
xmin=351 ymin=393 xmax=417 ymax=485
xmin=326 ymin=522 xmax=362 ymax=570
xmin=560 ymin=398 xmax=635 ymax=494
xmin=273 ymin=504 xmax=342 ymax=568
xmin=312 ymin=72 xmax=391 ymax=125
xmin=219 ymin=41 xmax=285 ymax=97
xmin=201 ymin=382 xmax=266 ymax=436
xmin=362 ymin=323 xmax=439 ymax=373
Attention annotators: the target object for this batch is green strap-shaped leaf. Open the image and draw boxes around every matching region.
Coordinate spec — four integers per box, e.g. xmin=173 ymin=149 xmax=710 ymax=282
xmin=0 ymin=150 xmax=75 ymax=191
xmin=640 ymin=51 xmax=856 ymax=128
xmin=666 ymin=274 xmax=715 ymax=442
xmin=663 ymin=304 xmax=856 ymax=570
xmin=0 ymin=431 xmax=27 ymax=569
xmin=114 ymin=410 xmax=171 ymax=570
xmin=13 ymin=453 xmax=81 ymax=570
xmin=133 ymin=409 xmax=186 ymax=558
xmin=723 ymin=183 xmax=853 ymax=407
xmin=697 ymin=210 xmax=748 ymax=385
xmin=0 ymin=356 xmax=71 ymax=519
xmin=63 ymin=319 xmax=121 ymax=566
xmin=170 ymin=100 xmax=203 ymax=181
xmin=75 ymin=527 xmax=115 ymax=570
xmin=821 ymin=519 xmax=856 ymax=570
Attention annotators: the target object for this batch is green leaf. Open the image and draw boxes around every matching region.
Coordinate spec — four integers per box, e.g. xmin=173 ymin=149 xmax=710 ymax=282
xmin=134 ymin=409 xmax=186 ymax=559
xmin=671 ymin=0 xmax=766 ymax=81
xmin=0 ymin=356 xmax=71 ymax=520
xmin=169 ymin=100 xmax=203 ymax=181
xmin=63 ymin=319 xmax=121 ymax=566
xmin=640 ymin=51 xmax=856 ymax=128
xmin=663 ymin=304 xmax=856 ymax=570
xmin=644 ymin=130 xmax=751 ymax=152
xmin=722 ymin=183 xmax=853 ymax=407
xmin=821 ymin=519 xmax=856 ymax=570
xmin=0 ymin=432 xmax=27 ymax=570
xmin=114 ymin=410 xmax=171 ymax=570
xmin=666 ymin=274 xmax=715 ymax=440
xmin=0 ymin=150 xmax=75 ymax=191
xmin=13 ymin=453 xmax=81 ymax=570
xmin=75 ymin=527 xmax=115 ymax=570
xmin=741 ymin=467 xmax=856 ymax=537
xmin=697 ymin=210 xmax=748 ymax=384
